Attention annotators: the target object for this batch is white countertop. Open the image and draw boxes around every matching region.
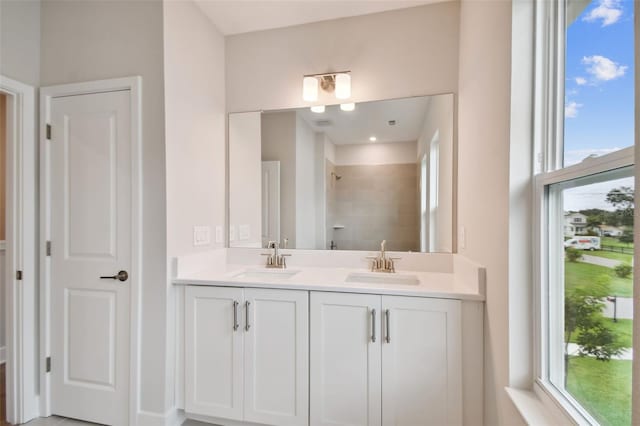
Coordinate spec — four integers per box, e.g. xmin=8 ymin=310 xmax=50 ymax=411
xmin=173 ymin=263 xmax=485 ymax=301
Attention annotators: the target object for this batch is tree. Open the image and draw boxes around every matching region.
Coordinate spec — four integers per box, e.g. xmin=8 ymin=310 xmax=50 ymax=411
xmin=613 ymin=263 xmax=632 ymax=279
xmin=606 ymin=186 xmax=634 ymax=227
xmin=619 ymin=229 xmax=634 ymax=246
xmin=564 ymin=275 xmax=625 ymax=385
xmin=565 ymin=247 xmax=582 ymax=262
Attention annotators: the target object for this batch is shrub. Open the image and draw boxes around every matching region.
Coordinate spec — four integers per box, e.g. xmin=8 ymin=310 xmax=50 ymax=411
xmin=614 ymin=263 xmax=633 ymax=279
xmin=566 ymin=247 xmax=583 ymax=262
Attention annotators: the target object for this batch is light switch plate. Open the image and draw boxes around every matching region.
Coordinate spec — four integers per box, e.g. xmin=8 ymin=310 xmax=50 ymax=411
xmin=239 ymin=225 xmax=250 ymax=241
xmin=229 ymin=225 xmax=237 ymax=241
xmin=215 ymin=226 xmax=223 ymax=243
xmin=193 ymin=226 xmax=211 ymax=247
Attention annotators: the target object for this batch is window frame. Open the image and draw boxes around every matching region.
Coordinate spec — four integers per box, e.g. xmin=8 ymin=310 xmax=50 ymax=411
xmin=533 ymin=0 xmax=636 ymax=423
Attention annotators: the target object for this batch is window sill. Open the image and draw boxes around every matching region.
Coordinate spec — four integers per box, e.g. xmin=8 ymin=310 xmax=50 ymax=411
xmin=506 ymin=384 xmax=579 ymax=426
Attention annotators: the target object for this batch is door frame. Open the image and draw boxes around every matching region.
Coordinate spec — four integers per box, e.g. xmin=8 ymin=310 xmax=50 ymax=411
xmin=39 ymin=77 xmax=143 ymax=425
xmin=0 ymin=74 xmax=37 ymax=425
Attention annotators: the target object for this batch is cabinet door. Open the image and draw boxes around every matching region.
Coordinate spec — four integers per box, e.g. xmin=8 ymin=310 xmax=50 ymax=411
xmin=310 ymin=292 xmax=381 ymax=426
xmin=244 ymin=289 xmax=309 ymax=426
xmin=381 ymin=296 xmax=462 ymax=426
xmin=185 ymin=286 xmax=244 ymax=420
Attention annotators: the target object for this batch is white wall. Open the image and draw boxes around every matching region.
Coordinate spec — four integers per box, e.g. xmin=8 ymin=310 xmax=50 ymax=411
xmin=40 ymin=0 xmax=170 ymax=416
xmin=225 ymin=2 xmax=460 ymax=113
xmin=0 ymin=0 xmax=40 ymax=87
xmin=0 ymin=247 xmax=4 ymax=361
xmin=335 ymin=141 xmax=417 ymax=166
xmin=457 ymin=1 xmax=523 ymax=425
xmin=164 ymin=0 xmax=226 ymax=258
xmin=229 ymin=112 xmax=262 ymax=247
xmin=295 ymin=114 xmax=317 ymax=249
xmin=417 ymin=94 xmax=454 ymax=252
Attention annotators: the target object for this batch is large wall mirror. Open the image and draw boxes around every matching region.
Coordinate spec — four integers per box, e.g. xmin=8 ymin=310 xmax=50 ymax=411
xmin=228 ymin=94 xmax=454 ymax=253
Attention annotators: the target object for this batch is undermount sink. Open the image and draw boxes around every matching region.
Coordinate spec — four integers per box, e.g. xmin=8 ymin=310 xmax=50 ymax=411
xmin=233 ymin=269 xmax=300 ymax=280
xmin=345 ymin=272 xmax=420 ymax=286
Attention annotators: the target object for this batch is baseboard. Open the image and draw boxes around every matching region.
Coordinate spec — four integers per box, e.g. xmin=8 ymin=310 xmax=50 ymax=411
xmin=0 ymin=346 xmax=6 ymax=364
xmin=137 ymin=407 xmax=184 ymax=426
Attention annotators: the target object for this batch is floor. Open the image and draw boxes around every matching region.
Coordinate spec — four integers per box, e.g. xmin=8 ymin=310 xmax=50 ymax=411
xmin=0 ymin=366 xmax=206 ymax=426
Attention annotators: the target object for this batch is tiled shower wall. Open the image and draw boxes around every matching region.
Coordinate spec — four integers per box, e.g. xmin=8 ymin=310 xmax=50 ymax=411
xmin=327 ymin=162 xmax=419 ymax=251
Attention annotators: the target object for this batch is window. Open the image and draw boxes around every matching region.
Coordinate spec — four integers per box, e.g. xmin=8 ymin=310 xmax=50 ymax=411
xmin=536 ymin=0 xmax=635 ymax=424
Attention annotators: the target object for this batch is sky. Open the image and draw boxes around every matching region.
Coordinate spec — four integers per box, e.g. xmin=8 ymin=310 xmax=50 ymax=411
xmin=563 ymin=0 xmax=635 ymax=212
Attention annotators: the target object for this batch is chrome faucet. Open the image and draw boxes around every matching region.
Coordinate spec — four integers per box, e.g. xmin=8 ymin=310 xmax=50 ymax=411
xmin=262 ymin=240 xmax=291 ymax=269
xmin=367 ymin=240 xmax=401 ymax=273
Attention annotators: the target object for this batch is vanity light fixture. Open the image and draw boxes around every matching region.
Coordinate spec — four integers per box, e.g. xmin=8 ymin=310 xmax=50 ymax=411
xmin=340 ymin=103 xmax=355 ymax=112
xmin=369 ymin=136 xmax=377 ymax=142
xmin=302 ymin=71 xmax=351 ymax=103
xmin=310 ymin=105 xmax=326 ymax=113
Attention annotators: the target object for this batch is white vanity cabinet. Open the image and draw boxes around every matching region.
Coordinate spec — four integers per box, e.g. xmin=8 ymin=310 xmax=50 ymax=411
xmin=185 ymin=286 xmax=309 ymax=426
xmin=310 ymin=292 xmax=462 ymax=426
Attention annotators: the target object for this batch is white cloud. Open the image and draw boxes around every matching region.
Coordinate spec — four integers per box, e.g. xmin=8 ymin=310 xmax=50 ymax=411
xmin=575 ymin=77 xmax=587 ymax=85
xmin=582 ymin=55 xmax=627 ymax=81
xmin=564 ymin=147 xmax=621 ymax=166
xmin=565 ymin=101 xmax=583 ymax=118
xmin=582 ymin=0 xmax=623 ymax=26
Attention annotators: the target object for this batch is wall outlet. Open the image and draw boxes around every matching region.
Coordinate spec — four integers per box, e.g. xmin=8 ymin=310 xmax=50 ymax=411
xmin=215 ymin=226 xmax=223 ymax=243
xmin=193 ymin=226 xmax=211 ymax=247
xmin=229 ymin=225 xmax=237 ymax=242
xmin=239 ymin=225 xmax=250 ymax=241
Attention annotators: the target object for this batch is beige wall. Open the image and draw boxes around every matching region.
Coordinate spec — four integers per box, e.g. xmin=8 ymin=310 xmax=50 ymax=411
xmin=0 ymin=94 xmax=4 ymax=353
xmin=457 ymin=1 xmax=522 ymax=424
xmin=262 ymin=111 xmax=297 ymax=246
xmin=226 ymin=2 xmax=460 ymax=112
xmin=0 ymin=0 xmax=40 ymax=86
xmin=40 ymin=0 xmax=169 ymax=415
xmin=330 ymin=163 xmax=419 ymax=251
xmin=164 ymin=0 xmax=226 ymax=257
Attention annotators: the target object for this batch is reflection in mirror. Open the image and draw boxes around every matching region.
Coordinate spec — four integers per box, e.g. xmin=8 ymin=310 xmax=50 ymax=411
xmin=229 ymin=94 xmax=454 ymax=253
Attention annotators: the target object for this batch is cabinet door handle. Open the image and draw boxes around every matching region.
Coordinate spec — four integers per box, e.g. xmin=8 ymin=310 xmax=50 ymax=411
xmin=385 ymin=309 xmax=391 ymax=343
xmin=233 ymin=301 xmax=239 ymax=331
xmin=371 ymin=309 xmax=377 ymax=343
xmin=245 ymin=301 xmax=251 ymax=331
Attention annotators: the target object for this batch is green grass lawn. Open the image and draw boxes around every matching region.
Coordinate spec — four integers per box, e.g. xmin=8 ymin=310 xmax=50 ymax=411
xmin=587 ymin=250 xmax=633 ymax=264
xmin=569 ymin=318 xmax=633 ymax=348
xmin=566 ymin=357 xmax=631 ymax=426
xmin=565 ymin=260 xmax=633 ymax=297
xmin=602 ymin=236 xmax=634 ymax=250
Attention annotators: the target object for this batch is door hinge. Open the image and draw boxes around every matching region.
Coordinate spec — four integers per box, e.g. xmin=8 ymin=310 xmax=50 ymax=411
xmin=46 ymin=124 xmax=52 ymax=140
xmin=16 ymin=270 xmax=23 ymax=281
xmin=46 ymin=240 xmax=52 ymax=256
xmin=46 ymin=357 xmax=51 ymax=373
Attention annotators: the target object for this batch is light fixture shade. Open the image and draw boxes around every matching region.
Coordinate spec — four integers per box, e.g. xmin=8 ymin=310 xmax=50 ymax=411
xmin=340 ymin=103 xmax=356 ymax=111
xmin=335 ymin=73 xmax=351 ymax=99
xmin=310 ymin=105 xmax=325 ymax=113
xmin=303 ymin=76 xmax=318 ymax=102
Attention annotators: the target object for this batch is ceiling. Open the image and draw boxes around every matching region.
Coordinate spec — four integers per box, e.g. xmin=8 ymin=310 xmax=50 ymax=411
xmin=194 ymin=0 xmax=441 ymax=35
xmin=292 ymin=96 xmax=433 ymax=145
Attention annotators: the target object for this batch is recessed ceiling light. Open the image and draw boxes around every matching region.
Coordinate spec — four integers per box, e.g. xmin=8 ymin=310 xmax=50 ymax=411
xmin=310 ymin=105 xmax=325 ymax=113
xmin=340 ymin=103 xmax=355 ymax=112
xmin=369 ymin=136 xmax=377 ymax=142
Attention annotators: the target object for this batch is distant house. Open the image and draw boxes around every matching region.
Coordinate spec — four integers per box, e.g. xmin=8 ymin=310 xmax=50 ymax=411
xmin=599 ymin=225 xmax=624 ymax=237
xmin=564 ymin=212 xmax=588 ymax=237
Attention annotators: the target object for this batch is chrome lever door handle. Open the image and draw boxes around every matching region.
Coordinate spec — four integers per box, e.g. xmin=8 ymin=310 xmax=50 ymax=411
xmin=100 ymin=270 xmax=128 ymax=282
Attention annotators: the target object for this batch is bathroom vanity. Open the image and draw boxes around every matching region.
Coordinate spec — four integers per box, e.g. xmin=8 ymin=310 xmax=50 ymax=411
xmin=173 ymin=249 xmax=485 ymax=426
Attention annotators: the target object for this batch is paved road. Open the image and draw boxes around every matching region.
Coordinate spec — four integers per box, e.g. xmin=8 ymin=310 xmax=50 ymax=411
xmin=567 ymin=343 xmax=633 ymax=360
xmin=581 ymin=254 xmax=622 ymax=268
xmin=603 ymin=296 xmax=633 ymax=320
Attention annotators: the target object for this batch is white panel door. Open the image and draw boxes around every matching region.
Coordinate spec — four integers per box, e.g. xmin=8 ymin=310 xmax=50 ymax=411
xmin=49 ymin=90 xmax=131 ymax=425
xmin=310 ymin=292 xmax=381 ymax=426
xmin=261 ymin=161 xmax=280 ymax=248
xmin=185 ymin=286 xmax=244 ymax=420
xmin=244 ymin=288 xmax=309 ymax=426
xmin=381 ymin=296 xmax=462 ymax=426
